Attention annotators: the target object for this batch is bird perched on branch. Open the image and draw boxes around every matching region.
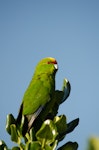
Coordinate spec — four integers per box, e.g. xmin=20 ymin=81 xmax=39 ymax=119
xmin=16 ymin=57 xmax=58 ymax=136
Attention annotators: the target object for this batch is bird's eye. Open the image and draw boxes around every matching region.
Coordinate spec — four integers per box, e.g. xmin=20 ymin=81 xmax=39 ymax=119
xmin=47 ymin=61 xmax=52 ymax=64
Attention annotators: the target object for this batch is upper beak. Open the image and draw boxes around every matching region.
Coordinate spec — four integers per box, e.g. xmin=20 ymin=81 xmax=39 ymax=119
xmin=54 ymin=64 xmax=58 ymax=70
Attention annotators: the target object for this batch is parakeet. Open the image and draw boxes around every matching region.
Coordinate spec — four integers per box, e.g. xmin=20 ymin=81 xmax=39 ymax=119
xmin=16 ymin=57 xmax=58 ymax=135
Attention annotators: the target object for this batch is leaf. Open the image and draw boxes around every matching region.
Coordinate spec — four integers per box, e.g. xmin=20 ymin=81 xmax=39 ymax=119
xmin=53 ymin=115 xmax=67 ymax=141
xmin=66 ymin=118 xmax=79 ymax=134
xmin=58 ymin=141 xmax=78 ymax=150
xmin=0 ymin=140 xmax=8 ymax=150
xmin=36 ymin=119 xmax=58 ymax=147
xmin=61 ymin=78 xmax=71 ymax=104
xmin=10 ymin=124 xmax=20 ymax=143
xmin=6 ymin=114 xmax=16 ymax=135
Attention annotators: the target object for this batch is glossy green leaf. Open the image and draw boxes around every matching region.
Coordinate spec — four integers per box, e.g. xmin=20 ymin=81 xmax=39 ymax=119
xmin=6 ymin=114 xmax=16 ymax=135
xmin=66 ymin=118 xmax=79 ymax=134
xmin=36 ymin=119 xmax=58 ymax=147
xmin=54 ymin=115 xmax=67 ymax=141
xmin=0 ymin=140 xmax=8 ymax=150
xmin=58 ymin=142 xmax=78 ymax=150
xmin=61 ymin=78 xmax=71 ymax=103
xmin=10 ymin=124 xmax=20 ymax=143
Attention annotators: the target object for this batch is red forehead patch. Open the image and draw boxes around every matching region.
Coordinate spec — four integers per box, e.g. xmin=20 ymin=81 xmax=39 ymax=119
xmin=48 ymin=60 xmax=57 ymax=64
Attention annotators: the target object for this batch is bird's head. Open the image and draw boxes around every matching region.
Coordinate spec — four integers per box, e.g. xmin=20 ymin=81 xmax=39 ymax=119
xmin=34 ymin=57 xmax=58 ymax=75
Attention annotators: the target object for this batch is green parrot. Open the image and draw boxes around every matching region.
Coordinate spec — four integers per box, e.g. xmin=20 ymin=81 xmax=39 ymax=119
xmin=16 ymin=57 xmax=58 ymax=135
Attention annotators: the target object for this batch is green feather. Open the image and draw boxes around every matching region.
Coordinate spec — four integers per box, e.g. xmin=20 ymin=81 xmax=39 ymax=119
xmin=22 ymin=73 xmax=55 ymax=115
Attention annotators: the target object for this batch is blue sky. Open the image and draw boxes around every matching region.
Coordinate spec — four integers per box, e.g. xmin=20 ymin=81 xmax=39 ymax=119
xmin=0 ymin=1 xmax=99 ymax=149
